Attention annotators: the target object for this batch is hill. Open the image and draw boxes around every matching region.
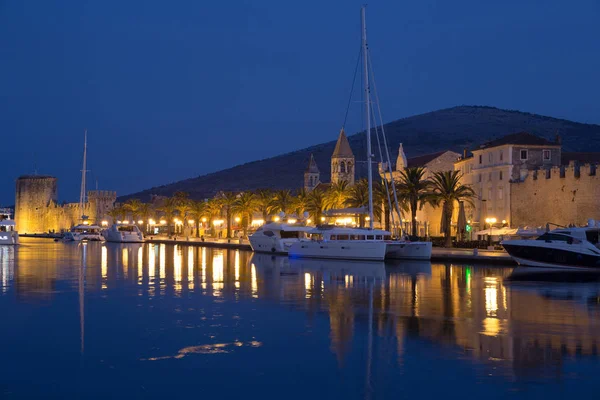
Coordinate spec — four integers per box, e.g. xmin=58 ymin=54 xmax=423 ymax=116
xmin=120 ymin=105 xmax=600 ymax=201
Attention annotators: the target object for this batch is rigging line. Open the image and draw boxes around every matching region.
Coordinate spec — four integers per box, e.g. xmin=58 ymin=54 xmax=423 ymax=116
xmin=342 ymin=45 xmax=363 ymax=129
xmin=368 ymin=49 xmax=404 ymax=229
xmin=370 ymin=99 xmax=397 ymax=230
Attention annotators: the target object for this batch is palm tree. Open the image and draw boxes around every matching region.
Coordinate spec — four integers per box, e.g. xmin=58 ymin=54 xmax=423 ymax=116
xmin=204 ymin=198 xmax=224 ymax=236
xmin=292 ymin=188 xmax=310 ymax=219
xmin=233 ymin=192 xmax=257 ymax=238
xmin=124 ymin=198 xmax=143 ymax=221
xmin=173 ymin=191 xmax=189 ymax=204
xmin=345 ymin=179 xmax=369 ymax=227
xmin=306 ymin=189 xmax=326 ymax=224
xmin=272 ymin=189 xmax=293 ymax=216
xmin=158 ymin=197 xmax=177 ymax=235
xmin=430 ymin=170 xmax=475 ymax=247
xmin=175 ymin=200 xmax=191 ymax=234
xmin=396 ymin=167 xmax=433 ymax=237
xmin=255 ymin=189 xmax=274 ymax=223
xmin=325 ymin=181 xmax=350 ymax=209
xmin=219 ymin=192 xmax=238 ymax=238
xmin=137 ymin=203 xmax=153 ymax=233
xmin=190 ymin=200 xmax=207 ymax=238
xmin=107 ymin=206 xmax=125 ymax=224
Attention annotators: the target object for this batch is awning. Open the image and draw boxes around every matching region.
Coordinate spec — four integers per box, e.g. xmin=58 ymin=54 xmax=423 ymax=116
xmin=323 ymin=207 xmax=367 ymax=216
xmin=473 ymin=227 xmax=518 ymax=236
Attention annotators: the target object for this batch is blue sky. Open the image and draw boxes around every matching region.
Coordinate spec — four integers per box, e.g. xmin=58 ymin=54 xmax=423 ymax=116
xmin=1 ymin=0 xmax=599 ymax=204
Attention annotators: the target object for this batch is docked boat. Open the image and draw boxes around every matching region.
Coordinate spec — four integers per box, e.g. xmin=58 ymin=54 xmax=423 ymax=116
xmin=102 ymin=223 xmax=145 ymax=243
xmin=249 ymin=222 xmax=313 ymax=254
xmin=0 ymin=208 xmax=18 ymax=245
xmin=64 ymin=223 xmax=105 ymax=242
xmin=288 ymin=226 xmax=390 ymax=261
xmin=385 ymin=238 xmax=432 ymax=260
xmin=501 ymin=222 xmax=600 ymax=270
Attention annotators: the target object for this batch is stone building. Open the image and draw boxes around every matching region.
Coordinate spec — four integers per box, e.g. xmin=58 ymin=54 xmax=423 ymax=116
xmin=454 ymin=132 xmax=562 ymax=231
xmin=379 ymin=144 xmax=461 ymax=236
xmin=304 ymin=128 xmax=355 ymax=192
xmin=15 ymin=175 xmax=116 ymax=234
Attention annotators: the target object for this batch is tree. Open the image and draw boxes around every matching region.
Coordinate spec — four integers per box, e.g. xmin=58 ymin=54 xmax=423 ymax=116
xmin=325 ymin=181 xmax=350 ymax=209
xmin=272 ymin=189 xmax=293 ymax=216
xmin=158 ymin=197 xmax=177 ymax=235
xmin=292 ymin=188 xmax=310 ymax=220
xmin=233 ymin=192 xmax=257 ymax=238
xmin=255 ymin=189 xmax=274 ymax=223
xmin=219 ymin=192 xmax=238 ymax=238
xmin=396 ymin=167 xmax=433 ymax=237
xmin=107 ymin=206 xmax=125 ymax=224
xmin=175 ymin=200 xmax=191 ymax=234
xmin=137 ymin=203 xmax=154 ymax=233
xmin=346 ymin=179 xmax=369 ymax=227
xmin=430 ymin=170 xmax=475 ymax=247
xmin=190 ymin=200 xmax=207 ymax=238
xmin=124 ymin=198 xmax=143 ymax=221
xmin=204 ymin=198 xmax=224 ymax=236
xmin=306 ymin=189 xmax=326 ymax=224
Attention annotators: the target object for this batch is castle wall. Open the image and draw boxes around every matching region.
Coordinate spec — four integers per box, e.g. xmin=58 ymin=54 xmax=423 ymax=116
xmin=510 ymin=163 xmax=600 ymax=228
xmin=15 ymin=176 xmax=58 ymax=234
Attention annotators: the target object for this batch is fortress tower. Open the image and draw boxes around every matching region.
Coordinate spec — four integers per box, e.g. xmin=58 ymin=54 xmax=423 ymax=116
xmin=15 ymin=175 xmax=58 ymax=234
xmin=304 ymin=154 xmax=321 ymax=192
xmin=331 ymin=128 xmax=355 ymax=185
xmin=87 ymin=190 xmax=117 ymax=224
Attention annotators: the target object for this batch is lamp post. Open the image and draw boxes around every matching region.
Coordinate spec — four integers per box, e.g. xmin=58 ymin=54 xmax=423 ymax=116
xmin=485 ymin=217 xmax=497 ymax=247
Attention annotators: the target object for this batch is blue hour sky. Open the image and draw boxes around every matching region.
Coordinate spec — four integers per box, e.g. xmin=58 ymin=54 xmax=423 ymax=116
xmin=1 ymin=0 xmax=599 ymax=204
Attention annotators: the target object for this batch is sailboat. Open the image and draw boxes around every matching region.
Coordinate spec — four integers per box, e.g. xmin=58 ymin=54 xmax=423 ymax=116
xmin=63 ymin=131 xmax=104 ymax=242
xmin=288 ymin=7 xmax=390 ymax=261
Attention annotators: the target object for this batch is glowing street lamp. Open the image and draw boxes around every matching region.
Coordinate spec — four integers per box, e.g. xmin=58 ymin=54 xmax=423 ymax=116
xmin=485 ymin=217 xmax=497 ymax=246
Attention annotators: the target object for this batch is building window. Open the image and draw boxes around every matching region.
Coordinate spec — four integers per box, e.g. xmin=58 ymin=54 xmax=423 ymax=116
xmin=543 ymin=149 xmax=551 ymax=161
xmin=499 ymin=171 xmax=503 ymax=180
xmin=520 ymin=149 xmax=528 ymax=160
xmin=499 ymin=150 xmax=503 ymax=161
xmin=489 ymin=153 xmax=493 ymax=163
xmin=479 ymin=154 xmax=482 ymax=164
xmin=478 ymin=174 xmax=482 ymax=183
xmin=488 ymin=188 xmax=493 ymax=201
xmin=488 ymin=172 xmax=492 ymax=181
xmin=498 ymin=187 xmax=503 ymax=200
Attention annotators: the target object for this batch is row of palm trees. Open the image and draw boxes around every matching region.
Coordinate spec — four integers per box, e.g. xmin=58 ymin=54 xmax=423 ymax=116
xmin=109 ymin=168 xmax=474 ymax=245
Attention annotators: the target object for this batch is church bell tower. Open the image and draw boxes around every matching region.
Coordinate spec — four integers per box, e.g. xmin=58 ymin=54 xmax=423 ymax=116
xmin=304 ymin=154 xmax=320 ymax=192
xmin=331 ymin=128 xmax=355 ymax=184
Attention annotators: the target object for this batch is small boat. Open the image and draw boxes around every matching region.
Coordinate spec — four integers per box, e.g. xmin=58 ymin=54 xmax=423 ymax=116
xmin=287 ymin=226 xmax=389 ymax=261
xmin=102 ymin=223 xmax=145 ymax=243
xmin=64 ymin=223 xmax=105 ymax=242
xmin=249 ymin=222 xmax=313 ymax=254
xmin=0 ymin=208 xmax=18 ymax=245
xmin=502 ymin=221 xmax=600 ymax=270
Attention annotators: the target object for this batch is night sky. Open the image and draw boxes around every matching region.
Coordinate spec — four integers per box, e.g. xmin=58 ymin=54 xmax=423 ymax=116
xmin=1 ymin=0 xmax=599 ymax=205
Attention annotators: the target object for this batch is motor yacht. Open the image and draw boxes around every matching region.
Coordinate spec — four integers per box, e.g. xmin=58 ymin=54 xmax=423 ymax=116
xmin=0 ymin=208 xmax=18 ymax=245
xmin=103 ymin=223 xmax=145 ymax=243
xmin=287 ymin=226 xmax=389 ymax=261
xmin=501 ymin=221 xmax=600 ymax=270
xmin=249 ymin=222 xmax=313 ymax=254
xmin=64 ymin=223 xmax=105 ymax=242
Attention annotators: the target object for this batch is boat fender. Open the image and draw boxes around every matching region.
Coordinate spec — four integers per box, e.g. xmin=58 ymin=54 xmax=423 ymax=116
xmin=271 ymin=247 xmax=276 ymax=253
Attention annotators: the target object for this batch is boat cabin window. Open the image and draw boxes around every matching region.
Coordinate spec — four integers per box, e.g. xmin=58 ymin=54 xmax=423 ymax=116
xmin=586 ymin=230 xmax=600 ymax=245
xmin=263 ymin=230 xmax=275 ymax=237
xmin=310 ymin=233 xmax=323 ymax=241
xmin=0 ymin=226 xmax=12 ymax=232
xmin=280 ymin=231 xmax=301 ymax=239
xmin=118 ymin=226 xmax=136 ymax=232
xmin=366 ymin=235 xmax=374 ymax=240
xmin=537 ymin=233 xmax=579 ymax=244
xmin=350 ymin=235 xmax=365 ymax=240
xmin=337 ymin=235 xmax=349 ymax=240
xmin=330 ymin=235 xmax=337 ymax=240
xmin=375 ymin=235 xmax=383 ymax=240
xmin=384 ymin=235 xmax=392 ymax=240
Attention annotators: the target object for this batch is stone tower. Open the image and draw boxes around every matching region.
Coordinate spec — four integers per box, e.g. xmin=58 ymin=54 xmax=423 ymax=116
xmin=304 ymin=154 xmax=320 ymax=192
xmin=15 ymin=175 xmax=58 ymax=234
xmin=88 ymin=190 xmax=117 ymax=224
xmin=396 ymin=143 xmax=408 ymax=171
xmin=331 ymin=128 xmax=355 ymax=184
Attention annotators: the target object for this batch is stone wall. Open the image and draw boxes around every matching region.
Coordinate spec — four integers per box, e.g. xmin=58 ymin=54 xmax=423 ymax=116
xmin=510 ymin=163 xmax=600 ymax=228
xmin=15 ymin=176 xmax=58 ymax=234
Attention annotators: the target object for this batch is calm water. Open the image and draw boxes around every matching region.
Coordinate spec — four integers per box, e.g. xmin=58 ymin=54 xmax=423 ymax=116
xmin=1 ymin=238 xmax=600 ymax=399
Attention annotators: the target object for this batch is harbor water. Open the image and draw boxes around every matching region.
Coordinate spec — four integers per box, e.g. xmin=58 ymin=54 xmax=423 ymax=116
xmin=1 ymin=238 xmax=600 ymax=399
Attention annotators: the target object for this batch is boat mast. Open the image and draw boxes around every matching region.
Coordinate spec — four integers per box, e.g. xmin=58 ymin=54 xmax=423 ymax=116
xmin=79 ymin=130 xmax=88 ymax=219
xmin=362 ymin=6 xmax=374 ymax=230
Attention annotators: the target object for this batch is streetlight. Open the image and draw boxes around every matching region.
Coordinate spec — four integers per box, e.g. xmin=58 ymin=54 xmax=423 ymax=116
xmin=485 ymin=217 xmax=497 ymax=247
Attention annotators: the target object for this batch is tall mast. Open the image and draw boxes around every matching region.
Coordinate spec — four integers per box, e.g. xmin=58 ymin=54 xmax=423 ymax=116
xmin=362 ymin=6 xmax=374 ymax=230
xmin=79 ymin=130 xmax=88 ymax=218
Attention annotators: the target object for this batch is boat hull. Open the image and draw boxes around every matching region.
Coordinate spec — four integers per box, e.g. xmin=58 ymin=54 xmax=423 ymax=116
xmin=288 ymin=240 xmax=387 ymax=261
xmin=249 ymin=236 xmax=296 ymax=254
xmin=385 ymin=241 xmax=432 ymax=260
xmin=0 ymin=231 xmax=19 ymax=245
xmin=502 ymin=242 xmax=600 ymax=270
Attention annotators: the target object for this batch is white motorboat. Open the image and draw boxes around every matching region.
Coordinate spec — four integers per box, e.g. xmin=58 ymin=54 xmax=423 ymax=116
xmin=0 ymin=208 xmax=18 ymax=245
xmin=64 ymin=224 xmax=105 ymax=242
xmin=249 ymin=222 xmax=313 ymax=254
xmin=103 ymin=223 xmax=145 ymax=243
xmin=501 ymin=222 xmax=600 ymax=270
xmin=385 ymin=238 xmax=432 ymax=260
xmin=288 ymin=226 xmax=390 ymax=261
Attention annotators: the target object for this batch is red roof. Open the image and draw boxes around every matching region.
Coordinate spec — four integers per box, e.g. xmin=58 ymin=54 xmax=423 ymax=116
xmin=406 ymin=151 xmax=448 ymax=167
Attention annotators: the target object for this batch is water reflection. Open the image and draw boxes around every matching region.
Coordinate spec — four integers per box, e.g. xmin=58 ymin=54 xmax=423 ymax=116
xmin=4 ymin=239 xmax=600 ymax=388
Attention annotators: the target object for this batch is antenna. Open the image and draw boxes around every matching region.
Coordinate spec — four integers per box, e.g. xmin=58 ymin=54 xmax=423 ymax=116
xmin=361 ymin=6 xmax=374 ymax=230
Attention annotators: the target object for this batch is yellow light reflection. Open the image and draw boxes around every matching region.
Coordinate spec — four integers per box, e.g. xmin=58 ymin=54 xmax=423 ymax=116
xmin=485 ymin=277 xmax=498 ymax=317
xmin=251 ymin=263 xmax=258 ymax=298
xmin=174 ymin=245 xmax=182 ymax=294
xmin=122 ymin=248 xmax=129 ymax=278
xmin=159 ymin=244 xmax=166 ymax=282
xmin=137 ymin=246 xmax=143 ymax=283
xmin=234 ymin=250 xmax=240 ymax=288
xmin=483 ymin=317 xmax=500 ymax=337
xmin=212 ymin=252 xmax=224 ymax=295
xmin=304 ymin=272 xmax=312 ymax=298
xmin=201 ymin=247 xmax=207 ymax=289
xmin=188 ymin=247 xmax=194 ymax=290
xmin=101 ymin=246 xmax=107 ymax=290
xmin=148 ymin=244 xmax=156 ymax=281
